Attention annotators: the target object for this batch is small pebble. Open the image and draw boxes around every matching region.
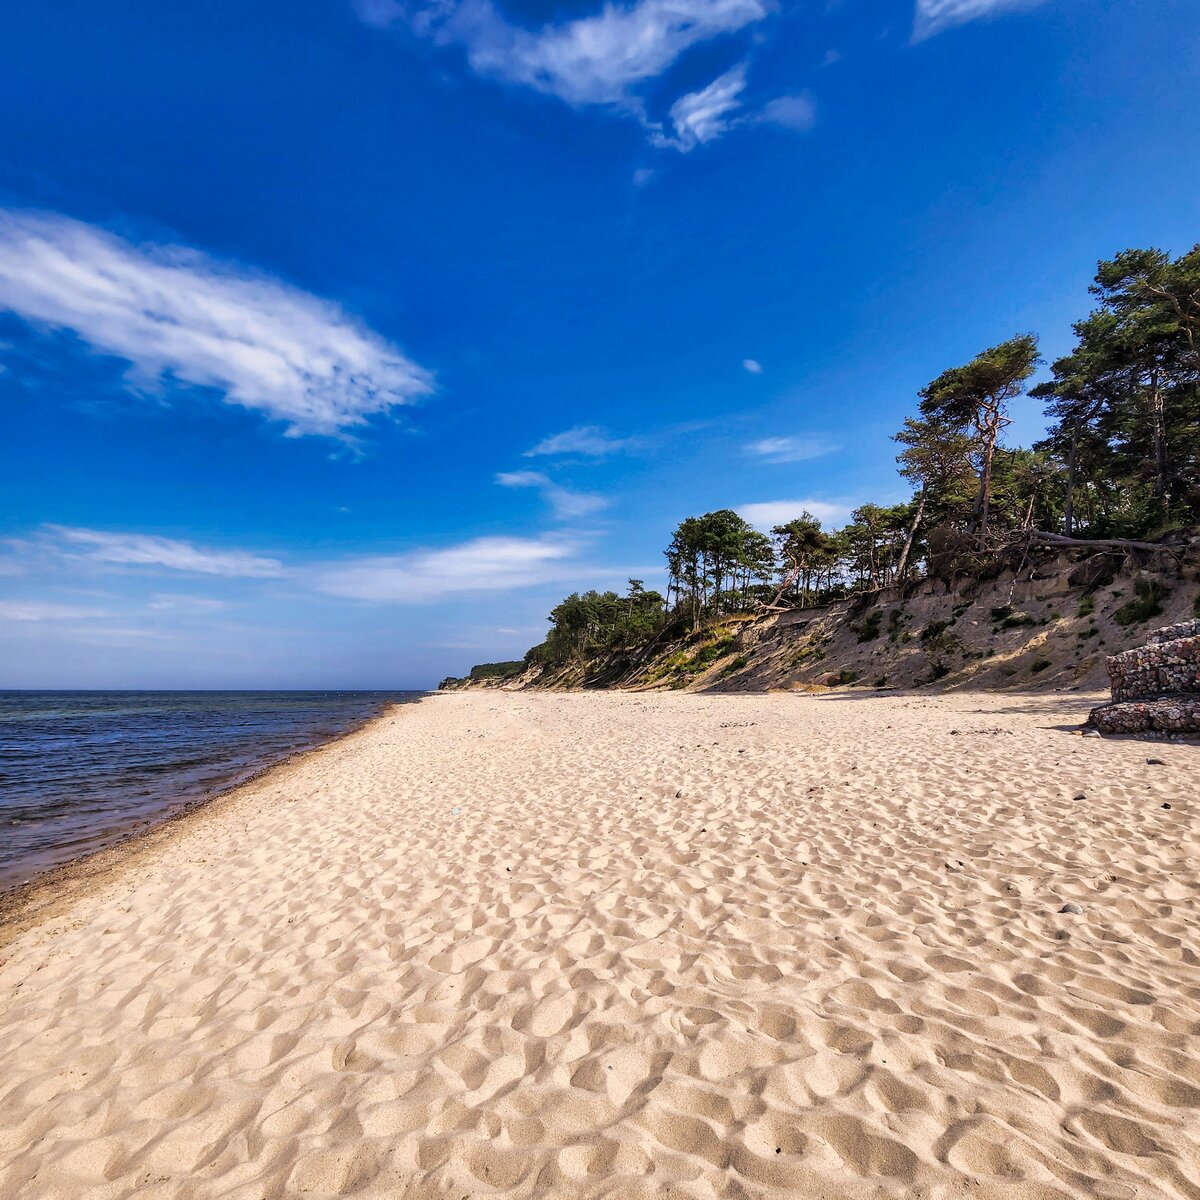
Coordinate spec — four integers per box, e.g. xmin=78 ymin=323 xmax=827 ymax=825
xmin=1059 ymin=902 xmax=1084 ymax=915
xmin=1162 ymin=802 xmax=1172 ymax=809
xmin=1082 ymin=729 xmax=1102 ymax=738
xmin=1147 ymin=758 xmax=1165 ymax=765
xmin=1073 ymin=792 xmax=1087 ymax=801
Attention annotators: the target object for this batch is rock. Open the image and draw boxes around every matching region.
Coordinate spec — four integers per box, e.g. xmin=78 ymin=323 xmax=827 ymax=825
xmin=1083 ymin=729 xmax=1102 ymax=738
xmin=1146 ymin=757 xmax=1166 ymax=765
xmin=1073 ymin=792 xmax=1087 ymax=801
xmin=1162 ymin=802 xmax=1172 ymax=809
xmin=1059 ymin=902 xmax=1084 ymax=915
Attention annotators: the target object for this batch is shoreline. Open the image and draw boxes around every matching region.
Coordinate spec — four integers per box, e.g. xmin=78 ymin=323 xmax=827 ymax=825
xmin=0 ymin=696 xmax=419 ymax=950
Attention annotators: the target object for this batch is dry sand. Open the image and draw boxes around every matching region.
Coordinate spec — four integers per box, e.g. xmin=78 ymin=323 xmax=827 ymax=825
xmin=1 ymin=690 xmax=1198 ymax=1200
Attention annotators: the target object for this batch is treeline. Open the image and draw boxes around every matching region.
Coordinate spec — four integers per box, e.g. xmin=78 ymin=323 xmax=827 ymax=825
xmin=500 ymin=245 xmax=1199 ymax=676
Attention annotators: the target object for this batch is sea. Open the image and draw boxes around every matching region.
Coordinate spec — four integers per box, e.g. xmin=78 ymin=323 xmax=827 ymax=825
xmin=0 ymin=690 xmax=423 ymax=892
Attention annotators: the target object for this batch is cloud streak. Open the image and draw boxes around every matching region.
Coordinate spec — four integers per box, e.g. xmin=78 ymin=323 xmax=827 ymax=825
xmin=495 ymin=470 xmax=609 ymax=519
xmin=314 ymin=535 xmax=586 ymax=602
xmin=524 ymin=425 xmax=632 ymax=458
xmin=913 ymin=0 xmax=1046 ymax=39
xmin=651 ymin=64 xmax=748 ymax=152
xmin=5 ymin=523 xmax=649 ymax=617
xmin=0 ymin=600 xmax=113 ymax=622
xmin=744 ymin=434 xmax=840 ymax=463
xmin=738 ymin=498 xmax=853 ymax=528
xmin=46 ymin=526 xmax=286 ymax=578
xmin=0 ymin=209 xmax=433 ymax=437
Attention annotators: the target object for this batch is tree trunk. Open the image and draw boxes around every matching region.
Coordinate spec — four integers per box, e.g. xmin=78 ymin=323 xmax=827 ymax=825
xmin=977 ymin=423 xmax=998 ymax=541
xmin=1149 ymin=368 xmax=1168 ymax=505
xmin=895 ymin=486 xmax=927 ymax=579
xmin=1028 ymin=531 xmax=1171 ymax=552
xmin=1063 ymin=423 xmax=1078 ymax=536
xmin=1021 ymin=494 xmax=1036 ymax=530
xmin=766 ymin=555 xmax=802 ymax=610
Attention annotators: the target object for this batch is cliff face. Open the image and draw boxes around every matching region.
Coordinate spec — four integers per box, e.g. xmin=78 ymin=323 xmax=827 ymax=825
xmin=448 ymin=543 xmax=1200 ymax=695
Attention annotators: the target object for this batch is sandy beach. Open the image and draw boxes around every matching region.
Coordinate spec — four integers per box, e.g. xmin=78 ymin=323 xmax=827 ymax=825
xmin=1 ymin=690 xmax=1198 ymax=1200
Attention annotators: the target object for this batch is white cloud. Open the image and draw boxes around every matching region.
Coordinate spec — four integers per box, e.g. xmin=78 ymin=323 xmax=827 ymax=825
xmin=361 ymin=0 xmax=771 ymax=149
xmin=738 ymin=499 xmax=853 ymax=529
xmin=46 ymin=526 xmax=285 ymax=578
xmin=421 ymin=0 xmax=767 ymax=107
xmin=742 ymin=358 xmax=763 ymax=374
xmin=525 ymin=425 xmax=631 ymax=457
xmin=0 ymin=209 xmax=433 ymax=437
xmin=0 ymin=600 xmax=112 ymax=622
xmin=744 ymin=435 xmax=840 ymax=463
xmin=314 ymin=535 xmax=585 ymax=602
xmin=651 ymin=64 xmax=748 ymax=152
xmin=632 ymin=167 xmax=658 ymax=188
xmin=759 ymin=92 xmax=816 ymax=131
xmin=147 ymin=593 xmax=229 ymax=613
xmin=495 ymin=470 xmax=609 ymax=519
xmin=913 ymin=0 xmax=1045 ymax=39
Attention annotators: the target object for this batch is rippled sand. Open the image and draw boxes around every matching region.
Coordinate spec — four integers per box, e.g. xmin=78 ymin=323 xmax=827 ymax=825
xmin=1 ymin=690 xmax=1198 ymax=1199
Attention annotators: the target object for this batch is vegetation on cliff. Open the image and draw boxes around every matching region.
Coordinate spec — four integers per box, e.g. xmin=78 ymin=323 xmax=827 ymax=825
xmin=445 ymin=245 xmax=1199 ymax=690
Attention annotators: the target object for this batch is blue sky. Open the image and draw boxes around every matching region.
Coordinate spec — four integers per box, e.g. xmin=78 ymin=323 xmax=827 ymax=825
xmin=0 ymin=0 xmax=1197 ymax=688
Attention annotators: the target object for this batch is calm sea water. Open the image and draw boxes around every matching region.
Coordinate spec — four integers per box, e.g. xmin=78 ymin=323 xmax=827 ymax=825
xmin=0 ymin=691 xmax=422 ymax=891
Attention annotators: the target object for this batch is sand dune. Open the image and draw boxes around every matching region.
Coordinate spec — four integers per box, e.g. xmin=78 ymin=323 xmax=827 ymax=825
xmin=1 ymin=691 xmax=1198 ymax=1199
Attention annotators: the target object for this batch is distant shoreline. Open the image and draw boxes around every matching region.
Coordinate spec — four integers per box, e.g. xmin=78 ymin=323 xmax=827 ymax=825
xmin=0 ymin=696 xmax=421 ymax=947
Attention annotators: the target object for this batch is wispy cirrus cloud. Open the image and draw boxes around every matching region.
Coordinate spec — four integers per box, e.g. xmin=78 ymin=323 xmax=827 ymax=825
xmin=365 ymin=0 xmax=768 ymax=106
xmin=744 ymin=434 xmax=840 ymax=463
xmin=651 ymin=63 xmax=748 ymax=152
xmin=314 ymin=535 xmax=586 ymax=602
xmin=0 ymin=600 xmax=113 ymax=622
xmin=45 ymin=526 xmax=286 ymax=578
xmin=525 ymin=425 xmax=632 ymax=458
xmin=738 ymin=498 xmax=853 ymax=528
xmin=759 ymin=92 xmax=816 ymax=131
xmin=913 ymin=0 xmax=1046 ymax=39
xmin=649 ymin=69 xmax=811 ymax=151
xmin=356 ymin=0 xmax=811 ymax=151
xmin=495 ymin=470 xmax=609 ymax=519
xmin=0 ymin=209 xmax=433 ymax=437
xmin=146 ymin=593 xmax=229 ymax=613
xmin=5 ymin=523 xmax=646 ymax=617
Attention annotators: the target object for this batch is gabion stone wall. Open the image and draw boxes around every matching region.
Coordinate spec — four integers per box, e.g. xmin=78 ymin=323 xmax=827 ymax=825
xmin=1106 ymin=635 xmax=1200 ymax=703
xmin=1090 ymin=697 xmax=1200 ymax=735
xmin=1147 ymin=619 xmax=1200 ymax=645
xmin=1089 ymin=621 xmax=1200 ymax=735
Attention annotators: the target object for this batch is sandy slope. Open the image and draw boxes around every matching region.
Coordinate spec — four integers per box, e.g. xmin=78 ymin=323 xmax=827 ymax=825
xmin=1 ymin=691 xmax=1198 ymax=1200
